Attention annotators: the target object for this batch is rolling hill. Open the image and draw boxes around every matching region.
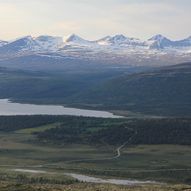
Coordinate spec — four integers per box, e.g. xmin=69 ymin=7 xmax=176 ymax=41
xmin=0 ymin=60 xmax=190 ymax=116
xmin=70 ymin=62 xmax=191 ymax=116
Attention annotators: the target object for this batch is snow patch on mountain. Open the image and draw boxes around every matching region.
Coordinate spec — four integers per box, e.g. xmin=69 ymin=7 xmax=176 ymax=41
xmin=147 ymin=34 xmax=173 ymax=49
xmin=35 ymin=35 xmax=64 ymax=51
xmin=64 ymin=34 xmax=94 ymax=46
xmin=0 ymin=36 xmax=41 ymax=54
xmin=97 ymin=35 xmax=145 ymax=47
xmin=0 ymin=40 xmax=8 ymax=47
xmin=0 ymin=34 xmax=191 ymax=64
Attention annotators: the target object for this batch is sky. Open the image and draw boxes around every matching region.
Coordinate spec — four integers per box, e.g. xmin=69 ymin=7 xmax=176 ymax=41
xmin=0 ymin=0 xmax=191 ymax=41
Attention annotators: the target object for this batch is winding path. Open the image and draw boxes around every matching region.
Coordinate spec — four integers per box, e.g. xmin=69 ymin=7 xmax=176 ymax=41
xmin=49 ymin=130 xmax=138 ymax=164
xmin=112 ymin=130 xmax=138 ymax=159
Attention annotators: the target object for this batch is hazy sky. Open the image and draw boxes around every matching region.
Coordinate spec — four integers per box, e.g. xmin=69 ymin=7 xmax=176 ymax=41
xmin=0 ymin=0 xmax=191 ymax=40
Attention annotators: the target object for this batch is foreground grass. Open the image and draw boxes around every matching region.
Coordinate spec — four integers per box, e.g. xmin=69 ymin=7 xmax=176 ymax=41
xmin=0 ymin=170 xmax=167 ymax=191
xmin=0 ymin=168 xmax=78 ymax=185
xmin=0 ymin=181 xmax=191 ymax=191
xmin=0 ymin=168 xmax=190 ymax=191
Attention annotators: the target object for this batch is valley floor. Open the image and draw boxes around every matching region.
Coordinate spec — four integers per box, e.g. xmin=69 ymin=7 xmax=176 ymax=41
xmin=1 ymin=116 xmax=191 ymax=190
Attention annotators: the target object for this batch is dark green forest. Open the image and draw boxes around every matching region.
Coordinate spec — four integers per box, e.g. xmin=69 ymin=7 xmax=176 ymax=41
xmin=0 ymin=115 xmax=191 ymax=146
xmin=36 ymin=117 xmax=191 ymax=145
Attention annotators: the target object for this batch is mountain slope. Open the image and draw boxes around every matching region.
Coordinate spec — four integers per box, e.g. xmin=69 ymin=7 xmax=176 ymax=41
xmin=0 ymin=34 xmax=191 ymax=66
xmin=35 ymin=35 xmax=63 ymax=51
xmin=0 ymin=40 xmax=8 ymax=47
xmin=97 ymin=34 xmax=145 ymax=46
xmin=64 ymin=34 xmax=93 ymax=45
xmin=0 ymin=36 xmax=41 ymax=57
xmin=147 ymin=34 xmax=173 ymax=49
xmin=72 ymin=62 xmax=191 ymax=116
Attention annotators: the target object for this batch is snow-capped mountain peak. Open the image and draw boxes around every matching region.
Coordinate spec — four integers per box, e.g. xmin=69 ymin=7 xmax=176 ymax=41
xmin=97 ymin=34 xmax=144 ymax=47
xmin=10 ymin=35 xmax=34 ymax=43
xmin=149 ymin=34 xmax=169 ymax=41
xmin=183 ymin=36 xmax=191 ymax=42
xmin=148 ymin=34 xmax=172 ymax=49
xmin=97 ymin=36 xmax=112 ymax=45
xmin=62 ymin=34 xmax=97 ymax=48
xmin=0 ymin=34 xmax=191 ymax=62
xmin=0 ymin=35 xmax=64 ymax=56
xmin=35 ymin=35 xmax=64 ymax=51
xmin=3 ymin=36 xmax=40 ymax=52
xmin=110 ymin=34 xmax=128 ymax=42
xmin=0 ymin=40 xmax=8 ymax=47
xmin=64 ymin=34 xmax=89 ymax=44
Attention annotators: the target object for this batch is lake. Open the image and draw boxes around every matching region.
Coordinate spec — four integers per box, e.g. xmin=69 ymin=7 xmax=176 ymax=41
xmin=0 ymin=99 xmax=122 ymax=118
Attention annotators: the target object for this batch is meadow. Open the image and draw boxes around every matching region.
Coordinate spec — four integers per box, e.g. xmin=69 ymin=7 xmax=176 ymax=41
xmin=0 ymin=116 xmax=191 ymax=190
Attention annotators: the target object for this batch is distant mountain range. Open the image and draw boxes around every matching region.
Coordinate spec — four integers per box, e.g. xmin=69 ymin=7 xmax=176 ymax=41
xmin=0 ymin=34 xmax=191 ymax=66
xmin=2 ymin=34 xmax=191 ymax=50
xmin=0 ymin=34 xmax=191 ymax=116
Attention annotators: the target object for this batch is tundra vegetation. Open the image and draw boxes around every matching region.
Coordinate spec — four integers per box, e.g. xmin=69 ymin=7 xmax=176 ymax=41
xmin=0 ymin=116 xmax=191 ymax=190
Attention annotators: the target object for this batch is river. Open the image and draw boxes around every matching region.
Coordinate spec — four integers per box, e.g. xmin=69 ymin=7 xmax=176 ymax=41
xmin=13 ymin=169 xmax=158 ymax=186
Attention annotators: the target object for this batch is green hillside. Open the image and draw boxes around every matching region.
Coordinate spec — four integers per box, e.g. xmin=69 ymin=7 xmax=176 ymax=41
xmin=73 ymin=63 xmax=191 ymax=116
xmin=0 ymin=62 xmax=190 ymax=116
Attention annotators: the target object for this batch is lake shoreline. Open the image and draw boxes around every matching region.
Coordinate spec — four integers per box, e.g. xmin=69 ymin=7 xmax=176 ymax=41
xmin=0 ymin=99 xmax=123 ymax=118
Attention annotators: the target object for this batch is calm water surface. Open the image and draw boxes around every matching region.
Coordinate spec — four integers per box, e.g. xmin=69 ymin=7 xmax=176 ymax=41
xmin=0 ymin=99 xmax=122 ymax=118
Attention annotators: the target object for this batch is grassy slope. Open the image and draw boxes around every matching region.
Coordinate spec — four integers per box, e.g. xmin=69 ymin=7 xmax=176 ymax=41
xmin=0 ymin=64 xmax=129 ymax=104
xmin=0 ymin=63 xmax=191 ymax=116
xmin=0 ymin=62 xmax=191 ymax=116
xmin=72 ymin=63 xmax=191 ymax=116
